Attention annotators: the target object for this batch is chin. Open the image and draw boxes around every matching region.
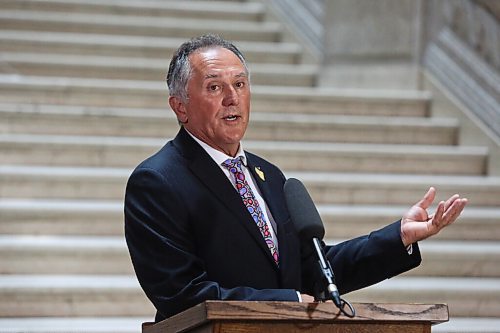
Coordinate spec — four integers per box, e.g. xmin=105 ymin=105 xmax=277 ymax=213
xmin=225 ymin=129 xmax=245 ymax=140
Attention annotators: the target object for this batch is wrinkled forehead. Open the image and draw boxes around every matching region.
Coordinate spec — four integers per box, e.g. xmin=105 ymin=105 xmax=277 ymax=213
xmin=189 ymin=47 xmax=246 ymax=73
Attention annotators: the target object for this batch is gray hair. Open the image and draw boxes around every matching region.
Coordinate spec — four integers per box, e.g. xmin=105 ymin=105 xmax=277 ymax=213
xmin=166 ymin=34 xmax=249 ymax=102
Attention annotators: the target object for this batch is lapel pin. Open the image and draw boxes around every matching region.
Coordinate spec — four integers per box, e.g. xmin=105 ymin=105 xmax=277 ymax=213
xmin=255 ymin=167 xmax=265 ymax=181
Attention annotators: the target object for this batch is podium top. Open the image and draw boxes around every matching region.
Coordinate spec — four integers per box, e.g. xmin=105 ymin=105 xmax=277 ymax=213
xmin=143 ymin=301 xmax=449 ymax=333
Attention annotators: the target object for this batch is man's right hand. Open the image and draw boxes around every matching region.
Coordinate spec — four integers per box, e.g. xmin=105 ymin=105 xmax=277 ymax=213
xmin=301 ymin=294 xmax=315 ymax=302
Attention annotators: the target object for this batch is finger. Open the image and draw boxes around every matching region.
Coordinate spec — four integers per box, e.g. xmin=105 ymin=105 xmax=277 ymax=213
xmin=416 ymin=187 xmax=436 ymax=210
xmin=442 ymin=198 xmax=468 ymax=225
xmin=443 ymin=194 xmax=460 ymax=211
xmin=447 ymin=198 xmax=467 ymax=218
xmin=431 ymin=201 xmax=445 ymax=230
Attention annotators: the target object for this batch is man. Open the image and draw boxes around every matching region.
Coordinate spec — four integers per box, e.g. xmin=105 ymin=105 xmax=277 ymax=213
xmin=124 ymin=35 xmax=467 ymax=322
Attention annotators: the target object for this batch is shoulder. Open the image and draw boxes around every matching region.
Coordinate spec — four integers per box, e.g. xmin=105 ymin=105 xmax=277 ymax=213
xmin=125 ymin=139 xmax=190 ymax=218
xmin=133 ymin=135 xmax=189 ymax=177
xmin=137 ymin=141 xmax=176 ymax=170
xmin=132 ymin=127 xmax=197 ymax=175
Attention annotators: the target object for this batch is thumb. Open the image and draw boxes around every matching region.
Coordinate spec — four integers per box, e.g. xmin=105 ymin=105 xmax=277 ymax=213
xmin=416 ymin=187 xmax=436 ymax=210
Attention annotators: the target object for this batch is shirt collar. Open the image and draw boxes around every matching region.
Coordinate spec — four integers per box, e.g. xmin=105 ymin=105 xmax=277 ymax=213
xmin=185 ymin=128 xmax=247 ymax=166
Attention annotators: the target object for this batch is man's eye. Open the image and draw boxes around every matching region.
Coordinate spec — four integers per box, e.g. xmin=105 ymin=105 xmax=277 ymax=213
xmin=209 ymin=85 xmax=219 ymax=91
xmin=235 ymin=82 xmax=245 ymax=88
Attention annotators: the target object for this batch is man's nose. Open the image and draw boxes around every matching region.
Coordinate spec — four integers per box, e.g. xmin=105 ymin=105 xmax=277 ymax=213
xmin=222 ymin=86 xmax=239 ymax=107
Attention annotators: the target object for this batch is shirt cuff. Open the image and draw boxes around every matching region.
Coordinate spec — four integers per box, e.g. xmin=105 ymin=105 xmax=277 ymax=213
xmin=296 ymin=291 xmax=302 ymax=302
xmin=406 ymin=244 xmax=413 ymax=255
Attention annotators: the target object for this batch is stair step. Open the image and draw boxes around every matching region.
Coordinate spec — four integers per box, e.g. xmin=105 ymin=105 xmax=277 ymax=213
xmin=0 ymin=10 xmax=282 ymax=42
xmin=2 ymin=200 xmax=498 ymax=240
xmin=0 ymin=135 xmax=487 ymax=174
xmin=0 ymin=199 xmax=123 ymax=236
xmin=411 ymin=240 xmax=500 ymax=277
xmin=0 ymin=103 xmax=457 ymax=144
xmin=1 ymin=236 xmax=499 ymax=277
xmin=0 ymin=317 xmax=498 ymax=333
xmin=346 ymin=276 xmax=500 ymax=317
xmin=252 ymin=141 xmax=486 ymax=175
xmin=292 ymin=172 xmax=500 ymax=206
xmin=0 ymin=275 xmax=154 ymax=317
xmin=328 ymin=237 xmax=500 ymax=278
xmin=0 ymin=87 xmax=430 ymax=116
xmin=248 ymin=114 xmax=455 ymax=145
xmin=0 ymin=76 xmax=431 ymax=115
xmin=0 ymin=235 xmax=134 ymax=275
xmin=434 ymin=317 xmax=500 ymax=333
xmin=0 ymin=317 xmax=148 ymax=333
xmin=0 ymin=31 xmax=302 ymax=64
xmin=2 ymin=166 xmax=499 ymax=206
xmin=320 ymin=205 xmax=500 ymax=241
xmin=0 ymin=0 xmax=266 ymax=21
xmin=0 ymin=275 xmax=497 ymax=317
xmin=0 ymin=52 xmax=316 ymax=86
xmin=0 ymin=165 xmax=128 ymax=201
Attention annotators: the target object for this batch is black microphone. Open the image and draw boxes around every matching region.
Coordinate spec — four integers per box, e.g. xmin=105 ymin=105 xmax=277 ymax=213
xmin=283 ymin=178 xmax=342 ymax=308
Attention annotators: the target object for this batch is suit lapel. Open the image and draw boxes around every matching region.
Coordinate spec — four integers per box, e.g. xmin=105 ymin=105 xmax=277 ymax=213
xmin=173 ymin=128 xmax=278 ymax=268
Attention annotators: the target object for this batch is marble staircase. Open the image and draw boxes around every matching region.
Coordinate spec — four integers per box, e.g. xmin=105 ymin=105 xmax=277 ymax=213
xmin=0 ymin=0 xmax=499 ymax=332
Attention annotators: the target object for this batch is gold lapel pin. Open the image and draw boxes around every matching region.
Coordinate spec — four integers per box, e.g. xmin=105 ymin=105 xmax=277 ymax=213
xmin=255 ymin=167 xmax=265 ymax=181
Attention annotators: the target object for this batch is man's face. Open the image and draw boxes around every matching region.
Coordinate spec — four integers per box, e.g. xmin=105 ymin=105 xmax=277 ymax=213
xmin=174 ymin=47 xmax=251 ymax=157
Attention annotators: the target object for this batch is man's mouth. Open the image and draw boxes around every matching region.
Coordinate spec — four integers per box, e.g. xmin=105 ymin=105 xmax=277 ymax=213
xmin=223 ymin=115 xmax=239 ymax=121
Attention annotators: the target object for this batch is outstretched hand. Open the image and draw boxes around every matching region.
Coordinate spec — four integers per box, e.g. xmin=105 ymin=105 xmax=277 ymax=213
xmin=400 ymin=187 xmax=468 ymax=247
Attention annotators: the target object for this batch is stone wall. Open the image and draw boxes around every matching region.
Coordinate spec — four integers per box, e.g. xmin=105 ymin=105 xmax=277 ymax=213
xmin=423 ymin=0 xmax=500 ymax=142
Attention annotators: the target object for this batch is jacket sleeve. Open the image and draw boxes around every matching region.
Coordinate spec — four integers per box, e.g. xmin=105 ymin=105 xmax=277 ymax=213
xmin=124 ymin=167 xmax=298 ymax=321
xmin=300 ymin=221 xmax=421 ymax=296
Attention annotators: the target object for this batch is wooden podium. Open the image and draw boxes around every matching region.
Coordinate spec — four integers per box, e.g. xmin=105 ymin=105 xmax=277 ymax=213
xmin=142 ymin=301 xmax=448 ymax=333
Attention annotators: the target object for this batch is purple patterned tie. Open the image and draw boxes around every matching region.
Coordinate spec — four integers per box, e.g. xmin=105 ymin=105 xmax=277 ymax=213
xmin=222 ymin=158 xmax=279 ymax=265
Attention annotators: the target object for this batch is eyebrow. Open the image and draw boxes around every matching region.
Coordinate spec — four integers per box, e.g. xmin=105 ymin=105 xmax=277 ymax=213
xmin=204 ymin=72 xmax=248 ymax=80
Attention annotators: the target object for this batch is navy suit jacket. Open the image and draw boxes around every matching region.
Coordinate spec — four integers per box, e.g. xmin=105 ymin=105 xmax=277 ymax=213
xmin=125 ymin=127 xmax=421 ymax=322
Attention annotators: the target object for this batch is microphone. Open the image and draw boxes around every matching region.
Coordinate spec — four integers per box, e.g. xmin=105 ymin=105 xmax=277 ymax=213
xmin=283 ymin=178 xmax=342 ymax=308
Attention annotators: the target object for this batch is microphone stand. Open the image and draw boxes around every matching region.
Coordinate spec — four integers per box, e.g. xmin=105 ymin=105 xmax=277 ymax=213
xmin=312 ymin=238 xmax=356 ymax=318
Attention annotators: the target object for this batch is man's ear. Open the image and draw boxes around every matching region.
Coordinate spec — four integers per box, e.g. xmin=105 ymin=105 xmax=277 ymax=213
xmin=169 ymin=96 xmax=188 ymax=124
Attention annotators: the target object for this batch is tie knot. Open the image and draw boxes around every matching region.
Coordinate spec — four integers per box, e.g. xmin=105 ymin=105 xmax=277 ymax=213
xmin=222 ymin=157 xmax=243 ymax=174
